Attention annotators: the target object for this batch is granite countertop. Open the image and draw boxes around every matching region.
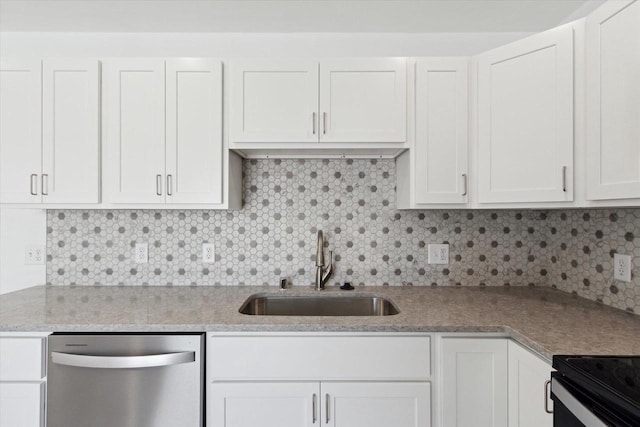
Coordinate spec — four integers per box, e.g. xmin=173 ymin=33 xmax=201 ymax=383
xmin=1 ymin=285 xmax=639 ymax=360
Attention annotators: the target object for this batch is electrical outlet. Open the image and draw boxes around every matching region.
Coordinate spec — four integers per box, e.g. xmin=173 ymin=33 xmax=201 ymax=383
xmin=428 ymin=244 xmax=449 ymax=265
xmin=614 ymin=253 xmax=631 ymax=282
xmin=134 ymin=243 xmax=148 ymax=264
xmin=25 ymin=246 xmax=46 ymax=265
xmin=202 ymin=243 xmax=215 ymax=263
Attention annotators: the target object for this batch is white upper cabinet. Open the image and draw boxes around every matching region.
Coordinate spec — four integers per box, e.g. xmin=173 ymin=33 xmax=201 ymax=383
xmin=105 ymin=58 xmax=226 ymax=206
xmin=0 ymin=60 xmax=42 ymax=204
xmin=230 ymin=60 xmax=319 ymax=143
xmin=166 ymin=59 xmax=223 ymax=204
xmin=586 ymin=0 xmax=640 ymax=200
xmin=319 ymin=59 xmax=407 ymax=143
xmin=476 ymin=25 xmax=574 ymax=204
xmin=105 ymin=59 xmax=165 ymax=204
xmin=414 ymin=58 xmax=468 ymax=205
xmin=42 ymin=60 xmax=100 ymax=204
xmin=0 ymin=59 xmax=100 ymax=205
xmin=229 ymin=58 xmax=407 ymax=145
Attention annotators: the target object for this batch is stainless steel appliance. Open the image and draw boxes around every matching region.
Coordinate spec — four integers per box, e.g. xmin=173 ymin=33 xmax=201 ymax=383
xmin=47 ymin=333 xmax=204 ymax=427
xmin=551 ymin=355 xmax=640 ymax=427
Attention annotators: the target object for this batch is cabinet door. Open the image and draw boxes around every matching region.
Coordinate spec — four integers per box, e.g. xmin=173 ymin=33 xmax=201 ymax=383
xmin=508 ymin=341 xmax=553 ymax=427
xmin=586 ymin=0 xmax=640 ymax=200
xmin=42 ymin=59 xmax=100 ymax=204
xmin=230 ymin=60 xmax=319 ymax=143
xmin=166 ymin=59 xmax=223 ymax=204
xmin=415 ymin=58 xmax=468 ymax=204
xmin=0 ymin=60 xmax=42 ymax=204
xmin=442 ymin=338 xmax=508 ymax=427
xmin=322 ymin=382 xmax=430 ymax=427
xmin=319 ymin=59 xmax=406 ymax=143
xmin=208 ymin=382 xmax=319 ymax=427
xmin=104 ymin=59 xmax=165 ymax=203
xmin=477 ymin=26 xmax=574 ymax=203
xmin=0 ymin=382 xmax=45 ymax=427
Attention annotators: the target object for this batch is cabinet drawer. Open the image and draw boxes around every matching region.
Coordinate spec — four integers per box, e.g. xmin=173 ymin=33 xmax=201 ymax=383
xmin=0 ymin=337 xmax=46 ymax=380
xmin=0 ymin=382 xmax=45 ymax=427
xmin=209 ymin=335 xmax=430 ymax=381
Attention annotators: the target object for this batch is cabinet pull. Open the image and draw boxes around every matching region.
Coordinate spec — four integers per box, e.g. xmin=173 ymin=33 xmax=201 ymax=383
xmin=312 ymin=112 xmax=317 ymax=135
xmin=544 ymin=380 xmax=553 ymax=414
xmin=562 ymin=166 xmax=567 ymax=192
xmin=156 ymin=174 xmax=162 ymax=196
xmin=462 ymin=173 xmax=468 ymax=196
xmin=312 ymin=393 xmax=317 ymax=423
xmin=323 ymin=112 xmax=327 ymax=135
xmin=30 ymin=174 xmax=38 ymax=195
xmin=41 ymin=174 xmax=49 ymax=195
xmin=166 ymin=175 xmax=173 ymax=196
xmin=325 ymin=393 xmax=330 ymax=423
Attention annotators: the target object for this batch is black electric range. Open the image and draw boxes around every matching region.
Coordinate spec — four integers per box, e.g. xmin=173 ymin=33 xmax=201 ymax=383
xmin=552 ymin=355 xmax=640 ymax=427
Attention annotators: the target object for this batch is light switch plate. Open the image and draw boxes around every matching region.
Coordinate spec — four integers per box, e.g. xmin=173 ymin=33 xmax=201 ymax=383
xmin=25 ymin=246 xmax=45 ymax=265
xmin=428 ymin=244 xmax=449 ymax=265
xmin=614 ymin=253 xmax=631 ymax=282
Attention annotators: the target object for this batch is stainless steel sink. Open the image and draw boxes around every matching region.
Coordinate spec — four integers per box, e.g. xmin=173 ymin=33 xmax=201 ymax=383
xmin=239 ymin=295 xmax=400 ymax=316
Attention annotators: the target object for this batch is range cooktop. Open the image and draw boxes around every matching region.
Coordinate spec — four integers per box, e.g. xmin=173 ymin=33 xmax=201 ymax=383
xmin=553 ymin=355 xmax=640 ymax=421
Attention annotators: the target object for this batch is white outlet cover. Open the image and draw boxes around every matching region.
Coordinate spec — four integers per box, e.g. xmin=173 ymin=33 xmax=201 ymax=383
xmin=202 ymin=243 xmax=215 ymax=263
xmin=428 ymin=244 xmax=449 ymax=265
xmin=135 ymin=243 xmax=148 ymax=264
xmin=25 ymin=245 xmax=46 ymax=265
xmin=614 ymin=253 xmax=631 ymax=282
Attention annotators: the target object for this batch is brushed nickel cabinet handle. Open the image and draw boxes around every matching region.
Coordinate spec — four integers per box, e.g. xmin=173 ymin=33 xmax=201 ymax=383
xmin=166 ymin=174 xmax=173 ymax=196
xmin=30 ymin=174 xmax=38 ymax=195
xmin=156 ymin=174 xmax=162 ymax=196
xmin=325 ymin=393 xmax=330 ymax=424
xmin=312 ymin=112 xmax=317 ymax=135
xmin=41 ymin=174 xmax=49 ymax=195
xmin=323 ymin=112 xmax=327 ymax=135
xmin=544 ymin=380 xmax=553 ymax=414
xmin=562 ymin=166 xmax=567 ymax=192
xmin=462 ymin=173 xmax=468 ymax=196
xmin=312 ymin=393 xmax=317 ymax=423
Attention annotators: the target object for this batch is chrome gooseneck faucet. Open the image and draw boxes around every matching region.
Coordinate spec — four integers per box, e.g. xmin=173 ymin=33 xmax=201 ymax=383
xmin=315 ymin=230 xmax=333 ymax=290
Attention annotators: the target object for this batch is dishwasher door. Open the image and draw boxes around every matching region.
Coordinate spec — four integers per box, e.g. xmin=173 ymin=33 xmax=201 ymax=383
xmin=47 ymin=333 xmax=204 ymax=427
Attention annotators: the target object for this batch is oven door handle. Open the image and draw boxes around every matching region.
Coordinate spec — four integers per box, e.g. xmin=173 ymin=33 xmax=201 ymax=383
xmin=51 ymin=351 xmax=195 ymax=369
xmin=551 ymin=378 xmax=608 ymax=427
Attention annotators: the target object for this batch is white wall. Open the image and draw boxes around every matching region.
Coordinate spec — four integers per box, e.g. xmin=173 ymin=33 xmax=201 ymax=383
xmin=0 ymin=32 xmax=533 ymax=58
xmin=0 ymin=208 xmax=46 ymax=294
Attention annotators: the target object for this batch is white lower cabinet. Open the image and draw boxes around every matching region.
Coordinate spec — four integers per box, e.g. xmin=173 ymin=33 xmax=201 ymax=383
xmin=0 ymin=333 xmax=49 ymax=427
xmin=508 ymin=341 xmax=553 ymax=427
xmin=441 ymin=338 xmax=508 ymax=427
xmin=323 ymin=382 xmax=430 ymax=427
xmin=0 ymin=382 xmax=45 ymax=427
xmin=209 ymin=381 xmax=429 ymax=427
xmin=207 ymin=333 xmax=553 ymax=427
xmin=207 ymin=333 xmax=432 ymax=427
xmin=209 ymin=382 xmax=318 ymax=427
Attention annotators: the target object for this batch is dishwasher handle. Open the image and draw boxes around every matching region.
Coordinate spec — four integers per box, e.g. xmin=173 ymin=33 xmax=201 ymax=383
xmin=51 ymin=351 xmax=195 ymax=369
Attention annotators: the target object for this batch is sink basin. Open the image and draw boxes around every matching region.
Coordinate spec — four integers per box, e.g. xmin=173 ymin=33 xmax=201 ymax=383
xmin=239 ymin=295 xmax=400 ymax=316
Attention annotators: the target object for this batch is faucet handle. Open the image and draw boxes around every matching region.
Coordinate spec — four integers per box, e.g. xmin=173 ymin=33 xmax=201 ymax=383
xmin=321 ymin=251 xmax=334 ymax=286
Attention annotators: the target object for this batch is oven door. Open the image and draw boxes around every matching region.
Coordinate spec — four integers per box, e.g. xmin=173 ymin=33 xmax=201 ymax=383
xmin=551 ymin=374 xmax=634 ymax=427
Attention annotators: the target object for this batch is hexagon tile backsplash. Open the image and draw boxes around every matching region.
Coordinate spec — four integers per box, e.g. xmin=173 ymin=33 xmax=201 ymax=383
xmin=47 ymin=159 xmax=640 ymax=315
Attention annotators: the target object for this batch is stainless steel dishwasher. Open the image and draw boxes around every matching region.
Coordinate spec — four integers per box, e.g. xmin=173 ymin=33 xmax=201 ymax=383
xmin=47 ymin=333 xmax=204 ymax=427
